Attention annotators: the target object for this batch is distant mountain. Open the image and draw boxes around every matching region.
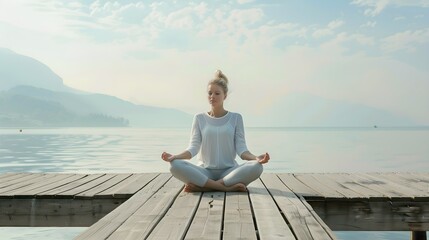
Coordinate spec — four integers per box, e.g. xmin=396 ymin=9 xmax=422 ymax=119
xmin=0 ymin=86 xmax=191 ymax=127
xmin=247 ymin=92 xmax=416 ymax=127
xmin=0 ymin=87 xmax=128 ymax=127
xmin=0 ymin=48 xmax=79 ymax=93
xmin=0 ymin=48 xmax=192 ymax=127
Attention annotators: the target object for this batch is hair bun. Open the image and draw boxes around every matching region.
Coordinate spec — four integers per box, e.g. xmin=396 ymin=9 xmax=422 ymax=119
xmin=214 ymin=69 xmax=228 ymax=84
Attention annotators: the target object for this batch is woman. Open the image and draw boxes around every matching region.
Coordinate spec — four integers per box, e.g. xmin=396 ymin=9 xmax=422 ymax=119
xmin=161 ymin=70 xmax=270 ymax=192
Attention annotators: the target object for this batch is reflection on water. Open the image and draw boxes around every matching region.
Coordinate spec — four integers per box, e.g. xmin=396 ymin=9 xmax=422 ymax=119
xmin=0 ymin=128 xmax=190 ymax=173
xmin=1 ymin=127 xmax=429 ymax=174
xmin=1 ymin=127 xmax=429 ymax=239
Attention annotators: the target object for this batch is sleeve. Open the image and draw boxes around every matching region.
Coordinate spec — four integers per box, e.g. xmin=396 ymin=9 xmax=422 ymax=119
xmin=235 ymin=113 xmax=249 ymax=156
xmin=185 ymin=115 xmax=202 ymax=158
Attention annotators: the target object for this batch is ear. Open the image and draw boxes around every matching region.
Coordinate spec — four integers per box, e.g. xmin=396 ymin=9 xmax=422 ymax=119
xmin=224 ymin=94 xmax=227 ymax=100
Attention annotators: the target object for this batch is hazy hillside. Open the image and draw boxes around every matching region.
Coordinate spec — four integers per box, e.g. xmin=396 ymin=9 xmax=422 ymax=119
xmin=0 ymin=48 xmax=78 ymax=93
xmin=0 ymin=87 xmax=128 ymax=127
xmin=0 ymin=48 xmax=192 ymax=127
xmin=78 ymin=93 xmax=192 ymax=127
xmin=247 ymin=92 xmax=415 ymax=127
xmin=0 ymin=86 xmax=192 ymax=127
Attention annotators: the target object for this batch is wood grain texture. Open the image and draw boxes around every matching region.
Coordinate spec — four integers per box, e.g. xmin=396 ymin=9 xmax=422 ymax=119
xmin=223 ymin=192 xmax=257 ymax=240
xmin=185 ymin=192 xmax=224 ymax=240
xmin=0 ymin=172 xmax=428 ymax=239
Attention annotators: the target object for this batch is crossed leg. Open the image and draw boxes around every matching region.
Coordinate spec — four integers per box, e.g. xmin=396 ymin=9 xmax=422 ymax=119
xmin=184 ymin=181 xmax=247 ymax=192
xmin=170 ymin=160 xmax=263 ymax=192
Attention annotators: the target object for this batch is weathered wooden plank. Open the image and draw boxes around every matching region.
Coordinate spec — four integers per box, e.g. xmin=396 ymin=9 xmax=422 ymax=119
xmin=74 ymin=173 xmax=172 ymax=240
xmin=367 ymin=173 xmax=429 ymax=199
xmin=0 ymin=173 xmax=28 ymax=181
xmin=0 ymin=174 xmax=51 ymax=196
xmin=355 ymin=173 xmax=416 ymax=199
xmin=411 ymin=173 xmax=429 ymax=183
xmin=223 ymin=191 xmax=257 ymax=240
xmin=76 ymin=174 xmax=133 ymax=199
xmin=1 ymin=174 xmax=75 ymax=197
xmin=391 ymin=173 xmax=429 ymax=194
xmin=184 ymin=192 xmax=224 ymax=240
xmin=261 ymin=173 xmax=333 ymax=240
xmin=248 ymin=178 xmax=295 ymax=239
xmin=95 ymin=173 xmax=159 ymax=198
xmin=39 ymin=174 xmax=104 ymax=197
xmin=58 ymin=174 xmax=118 ymax=197
xmin=0 ymin=173 xmax=44 ymax=190
xmin=294 ymin=174 xmax=346 ymax=199
xmin=107 ymin=177 xmax=185 ymax=240
xmin=31 ymin=174 xmax=88 ymax=197
xmin=278 ymin=173 xmax=322 ymax=198
xmin=400 ymin=173 xmax=429 ymax=189
xmin=0 ymin=173 xmax=16 ymax=180
xmin=323 ymin=173 xmax=386 ymax=199
xmin=146 ymin=191 xmax=201 ymax=239
xmin=307 ymin=173 xmax=364 ymax=199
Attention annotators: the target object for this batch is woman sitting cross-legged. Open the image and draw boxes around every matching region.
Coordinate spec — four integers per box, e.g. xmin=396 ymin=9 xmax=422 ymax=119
xmin=161 ymin=70 xmax=270 ymax=192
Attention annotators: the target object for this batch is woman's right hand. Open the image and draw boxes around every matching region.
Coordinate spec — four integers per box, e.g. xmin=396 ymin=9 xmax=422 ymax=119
xmin=161 ymin=152 xmax=175 ymax=162
xmin=257 ymin=152 xmax=270 ymax=164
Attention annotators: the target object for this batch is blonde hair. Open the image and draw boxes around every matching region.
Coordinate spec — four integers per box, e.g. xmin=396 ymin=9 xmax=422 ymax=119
xmin=208 ymin=70 xmax=229 ymax=94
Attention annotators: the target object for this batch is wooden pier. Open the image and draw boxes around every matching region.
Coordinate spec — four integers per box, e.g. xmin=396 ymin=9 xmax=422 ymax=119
xmin=0 ymin=172 xmax=428 ymax=239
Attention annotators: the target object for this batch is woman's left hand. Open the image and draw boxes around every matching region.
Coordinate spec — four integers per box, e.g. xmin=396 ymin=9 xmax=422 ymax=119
xmin=257 ymin=152 xmax=270 ymax=164
xmin=161 ymin=152 xmax=175 ymax=162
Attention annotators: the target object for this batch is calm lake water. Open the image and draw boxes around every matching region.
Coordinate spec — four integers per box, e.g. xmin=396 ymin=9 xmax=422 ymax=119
xmin=1 ymin=127 xmax=428 ymax=239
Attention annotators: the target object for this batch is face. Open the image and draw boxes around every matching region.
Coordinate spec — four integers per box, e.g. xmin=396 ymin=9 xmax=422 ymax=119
xmin=207 ymin=84 xmax=226 ymax=107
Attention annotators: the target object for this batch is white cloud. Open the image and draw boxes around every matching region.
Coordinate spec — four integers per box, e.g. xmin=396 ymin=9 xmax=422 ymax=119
xmin=392 ymin=0 xmax=429 ymax=7
xmin=351 ymin=0 xmax=388 ymax=16
xmin=197 ymin=7 xmax=268 ymax=47
xmin=68 ymin=1 xmax=83 ymax=9
xmin=0 ymin=0 xmax=87 ymax=38
xmin=165 ymin=3 xmax=207 ymax=29
xmin=237 ymin=0 xmax=255 ymax=4
xmin=228 ymin=8 xmax=264 ymax=26
xmin=352 ymin=0 xmax=429 ymax=16
xmin=381 ymin=28 xmax=429 ymax=52
xmin=313 ymin=20 xmax=344 ymax=38
xmin=364 ymin=0 xmax=389 ymax=16
xmin=361 ymin=21 xmax=376 ymax=28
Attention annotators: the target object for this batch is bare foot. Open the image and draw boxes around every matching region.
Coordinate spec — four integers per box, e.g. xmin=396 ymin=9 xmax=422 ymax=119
xmin=184 ymin=181 xmax=247 ymax=192
xmin=184 ymin=183 xmax=200 ymax=192
xmin=226 ymin=183 xmax=247 ymax=192
xmin=184 ymin=183 xmax=211 ymax=192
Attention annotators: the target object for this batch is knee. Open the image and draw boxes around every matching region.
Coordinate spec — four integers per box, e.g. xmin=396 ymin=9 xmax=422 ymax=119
xmin=169 ymin=159 xmax=187 ymax=175
xmin=247 ymin=160 xmax=263 ymax=177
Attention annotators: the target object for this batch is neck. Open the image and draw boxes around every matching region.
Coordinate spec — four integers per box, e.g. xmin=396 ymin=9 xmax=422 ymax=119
xmin=209 ymin=107 xmax=227 ymax=118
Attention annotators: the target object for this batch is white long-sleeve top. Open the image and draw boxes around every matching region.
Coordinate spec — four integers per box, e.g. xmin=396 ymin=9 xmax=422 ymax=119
xmin=186 ymin=111 xmax=249 ymax=169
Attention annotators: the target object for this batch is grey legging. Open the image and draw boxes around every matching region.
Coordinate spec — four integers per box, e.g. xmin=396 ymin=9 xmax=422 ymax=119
xmin=170 ymin=160 xmax=263 ymax=187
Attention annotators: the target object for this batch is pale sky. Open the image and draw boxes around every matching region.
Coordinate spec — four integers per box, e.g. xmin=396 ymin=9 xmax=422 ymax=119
xmin=0 ymin=0 xmax=429 ymax=124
